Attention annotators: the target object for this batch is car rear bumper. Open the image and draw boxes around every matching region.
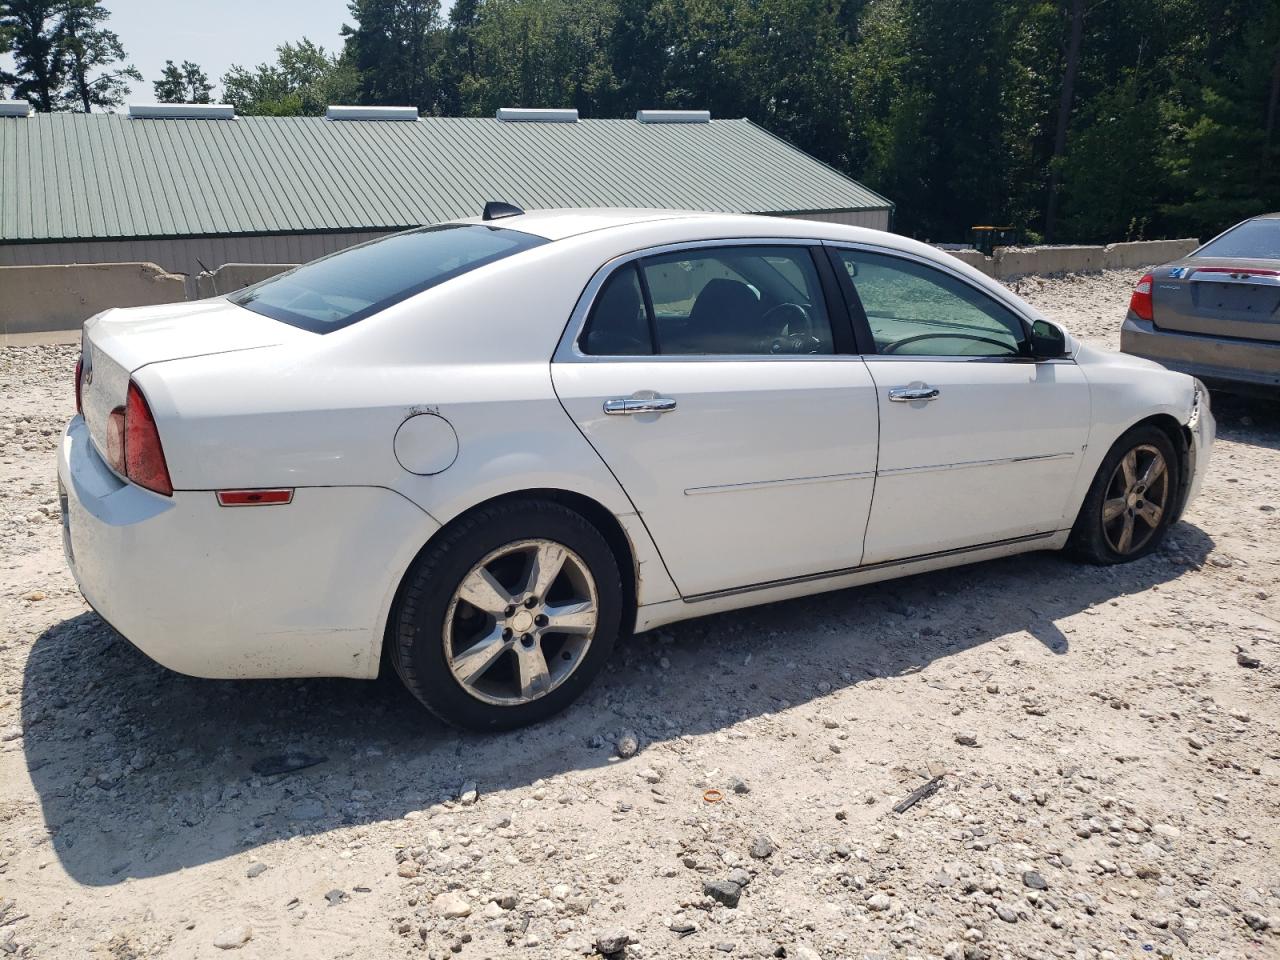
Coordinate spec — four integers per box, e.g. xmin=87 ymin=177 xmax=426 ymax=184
xmin=1121 ymin=314 xmax=1280 ymax=389
xmin=58 ymin=415 xmax=439 ymax=680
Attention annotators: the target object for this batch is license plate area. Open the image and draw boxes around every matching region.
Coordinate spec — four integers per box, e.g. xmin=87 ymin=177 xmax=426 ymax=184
xmin=1192 ymin=280 xmax=1280 ymax=315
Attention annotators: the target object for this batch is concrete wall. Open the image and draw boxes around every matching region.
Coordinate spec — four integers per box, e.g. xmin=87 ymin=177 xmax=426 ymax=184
xmin=0 ymin=231 xmax=391 ymax=297
xmin=0 ymin=262 xmax=186 ymax=335
xmin=194 ymin=264 xmax=295 ymax=299
xmin=0 ymin=237 xmax=1203 ymax=335
xmin=948 ymin=238 xmax=1199 ymax=279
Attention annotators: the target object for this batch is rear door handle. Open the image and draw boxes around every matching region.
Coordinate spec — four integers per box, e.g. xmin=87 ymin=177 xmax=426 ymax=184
xmin=604 ymin=396 xmax=678 ymax=415
xmin=888 ymin=385 xmax=940 ymax=402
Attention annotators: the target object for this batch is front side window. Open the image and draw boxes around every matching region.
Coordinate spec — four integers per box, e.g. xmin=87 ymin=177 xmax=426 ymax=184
xmin=232 ymin=224 xmax=548 ymax=333
xmin=836 ymin=249 xmax=1028 ymax=357
xmin=581 ymin=245 xmax=834 ymax=356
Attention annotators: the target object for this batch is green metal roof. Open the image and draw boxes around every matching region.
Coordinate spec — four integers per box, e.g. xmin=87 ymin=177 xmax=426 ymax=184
xmin=0 ymin=112 xmax=890 ymax=244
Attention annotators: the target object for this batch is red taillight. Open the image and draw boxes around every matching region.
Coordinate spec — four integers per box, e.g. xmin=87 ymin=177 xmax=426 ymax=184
xmin=74 ymin=356 xmax=83 ymax=414
xmin=123 ymin=381 xmax=173 ymax=496
xmin=216 ymin=489 xmax=294 ymax=507
xmin=1129 ymin=272 xmax=1154 ymax=322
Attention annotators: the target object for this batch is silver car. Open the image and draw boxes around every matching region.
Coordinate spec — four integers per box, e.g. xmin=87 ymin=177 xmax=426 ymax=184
xmin=1121 ymin=213 xmax=1280 ymax=391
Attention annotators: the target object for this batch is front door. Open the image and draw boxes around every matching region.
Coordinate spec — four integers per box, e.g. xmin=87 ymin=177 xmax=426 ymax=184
xmin=552 ymin=242 xmax=880 ymax=598
xmin=828 ymin=246 xmax=1091 ymax=565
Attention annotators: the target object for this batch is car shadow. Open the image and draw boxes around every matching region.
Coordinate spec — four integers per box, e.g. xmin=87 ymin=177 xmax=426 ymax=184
xmin=1207 ymin=389 xmax=1280 ymax=452
xmin=21 ymin=523 xmax=1214 ymax=886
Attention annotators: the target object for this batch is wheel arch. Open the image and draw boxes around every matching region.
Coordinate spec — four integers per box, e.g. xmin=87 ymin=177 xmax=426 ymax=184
xmin=378 ymin=488 xmax=641 ymax=672
xmin=1135 ymin=412 xmax=1195 ymax=523
xmin=1072 ymin=412 xmax=1192 ymax=537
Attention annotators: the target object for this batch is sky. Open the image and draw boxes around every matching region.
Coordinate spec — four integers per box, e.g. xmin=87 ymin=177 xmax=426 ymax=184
xmin=98 ymin=0 xmax=354 ymax=98
xmin=2 ymin=0 xmax=382 ymax=103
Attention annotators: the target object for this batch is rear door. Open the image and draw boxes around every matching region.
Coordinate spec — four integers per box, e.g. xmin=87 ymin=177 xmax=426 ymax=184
xmin=552 ymin=240 xmax=879 ymax=599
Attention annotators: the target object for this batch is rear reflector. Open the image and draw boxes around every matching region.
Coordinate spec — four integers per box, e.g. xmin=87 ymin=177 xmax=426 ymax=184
xmin=216 ymin=489 xmax=294 ymax=507
xmin=1129 ymin=273 xmax=1154 ymax=322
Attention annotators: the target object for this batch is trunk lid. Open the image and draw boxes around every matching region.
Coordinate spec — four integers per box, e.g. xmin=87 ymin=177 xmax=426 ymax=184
xmin=1151 ymin=257 xmax=1280 ymax=344
xmin=79 ymin=299 xmax=308 ymax=463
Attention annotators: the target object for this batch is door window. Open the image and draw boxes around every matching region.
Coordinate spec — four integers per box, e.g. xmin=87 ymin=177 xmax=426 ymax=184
xmin=580 ymin=264 xmax=653 ymax=356
xmin=580 ymin=246 xmax=834 ymax=356
xmin=835 ymin=250 xmax=1028 ymax=357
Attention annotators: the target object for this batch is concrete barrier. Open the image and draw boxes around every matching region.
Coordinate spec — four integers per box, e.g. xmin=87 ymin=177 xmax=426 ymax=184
xmin=1102 ymin=239 xmax=1199 ymax=270
xmin=0 ymin=262 xmax=187 ymax=335
xmin=939 ymin=238 xmax=1199 ymax=280
xmin=194 ymin=263 xmax=295 ymax=299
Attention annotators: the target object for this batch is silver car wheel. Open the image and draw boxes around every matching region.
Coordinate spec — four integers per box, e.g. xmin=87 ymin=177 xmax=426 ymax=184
xmin=1102 ymin=443 xmax=1169 ymax=555
xmin=443 ymin=538 xmax=598 ymax=706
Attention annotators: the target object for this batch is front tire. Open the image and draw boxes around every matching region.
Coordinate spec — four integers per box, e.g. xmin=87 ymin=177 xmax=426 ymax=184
xmin=1069 ymin=424 xmax=1180 ymax=565
xmin=389 ymin=499 xmax=623 ymax=730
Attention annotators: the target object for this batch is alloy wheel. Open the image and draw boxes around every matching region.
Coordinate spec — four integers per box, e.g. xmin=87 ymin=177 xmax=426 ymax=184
xmin=443 ymin=539 xmax=598 ymax=706
xmin=1101 ymin=444 xmax=1169 ymax=555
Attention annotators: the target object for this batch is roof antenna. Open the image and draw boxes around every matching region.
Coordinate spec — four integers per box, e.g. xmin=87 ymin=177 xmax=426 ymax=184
xmin=482 ymin=201 xmax=524 ymax=221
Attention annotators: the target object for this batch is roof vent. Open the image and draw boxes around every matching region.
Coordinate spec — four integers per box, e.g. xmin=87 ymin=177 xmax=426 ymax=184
xmin=0 ymin=99 xmax=33 ymax=118
xmin=128 ymin=103 xmax=235 ymax=119
xmin=496 ymin=107 xmax=579 ymax=123
xmin=326 ymin=105 xmax=419 ymax=121
xmin=636 ymin=109 xmax=711 ymax=124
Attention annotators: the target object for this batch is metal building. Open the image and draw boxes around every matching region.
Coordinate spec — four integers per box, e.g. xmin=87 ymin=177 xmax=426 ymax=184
xmin=0 ymin=102 xmax=893 ymax=278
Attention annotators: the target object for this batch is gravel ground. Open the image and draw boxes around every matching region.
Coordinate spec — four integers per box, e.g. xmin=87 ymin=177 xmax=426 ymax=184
xmin=1 ymin=269 xmax=1278 ymax=960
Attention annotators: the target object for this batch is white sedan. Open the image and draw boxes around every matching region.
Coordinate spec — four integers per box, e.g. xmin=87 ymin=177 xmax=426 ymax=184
xmin=59 ymin=207 xmax=1215 ymax=729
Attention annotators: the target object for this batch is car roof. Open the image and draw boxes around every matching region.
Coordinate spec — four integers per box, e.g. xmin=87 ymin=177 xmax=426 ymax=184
xmin=449 ymin=205 xmax=913 ymax=255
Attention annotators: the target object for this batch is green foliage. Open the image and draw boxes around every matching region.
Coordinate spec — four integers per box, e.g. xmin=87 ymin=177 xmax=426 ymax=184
xmin=153 ymin=59 xmax=213 ymax=103
xmin=343 ymin=0 xmax=444 ymax=111
xmin=221 ymin=39 xmax=359 ymax=116
xmin=2 ymin=0 xmax=1274 ymax=241
xmin=1 ymin=0 xmax=66 ymax=111
xmin=1 ymin=0 xmax=139 ymax=112
xmin=54 ymin=0 xmax=140 ymax=112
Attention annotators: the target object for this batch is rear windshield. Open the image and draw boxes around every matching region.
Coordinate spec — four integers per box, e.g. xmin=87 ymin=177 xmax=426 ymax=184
xmin=1195 ymin=218 xmax=1280 ymax=260
xmin=231 ymin=224 xmax=548 ymax=332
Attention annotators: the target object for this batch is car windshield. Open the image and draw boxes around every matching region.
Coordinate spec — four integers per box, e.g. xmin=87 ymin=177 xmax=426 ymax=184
xmin=1194 ymin=218 xmax=1280 ymax=261
xmin=231 ymin=224 xmax=548 ymax=333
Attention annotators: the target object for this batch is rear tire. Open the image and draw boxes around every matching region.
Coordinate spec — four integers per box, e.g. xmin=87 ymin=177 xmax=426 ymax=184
xmin=1069 ymin=424 xmax=1179 ymax=565
xmin=390 ymin=498 xmax=623 ymax=730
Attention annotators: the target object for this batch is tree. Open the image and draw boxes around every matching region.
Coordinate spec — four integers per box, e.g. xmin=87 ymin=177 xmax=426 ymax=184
xmin=221 ymin=39 xmax=358 ymax=115
xmin=1043 ymin=0 xmax=1085 ymax=240
xmin=342 ymin=0 xmax=443 ymax=111
xmin=55 ymin=0 xmax=140 ymax=112
xmin=153 ymin=59 xmax=213 ymax=103
xmin=0 ymin=0 xmax=64 ymax=111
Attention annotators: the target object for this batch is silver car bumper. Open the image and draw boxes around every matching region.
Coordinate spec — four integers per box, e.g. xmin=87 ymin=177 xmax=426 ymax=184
xmin=1121 ymin=314 xmax=1280 ymax=389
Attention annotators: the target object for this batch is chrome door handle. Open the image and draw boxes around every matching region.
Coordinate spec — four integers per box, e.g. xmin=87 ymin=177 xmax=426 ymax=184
xmin=888 ymin=385 xmax=940 ymax=402
xmin=603 ymin=396 xmax=678 ymax=415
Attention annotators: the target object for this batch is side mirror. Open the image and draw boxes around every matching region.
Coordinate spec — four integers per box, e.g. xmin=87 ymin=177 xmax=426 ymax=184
xmin=1029 ymin=319 xmax=1068 ymax=359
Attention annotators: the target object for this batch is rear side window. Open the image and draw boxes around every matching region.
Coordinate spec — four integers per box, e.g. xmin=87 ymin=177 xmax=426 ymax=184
xmin=231 ymin=224 xmax=548 ymax=333
xmin=580 ymin=264 xmax=654 ymax=355
xmin=580 ymin=246 xmax=834 ymax=356
xmin=1195 ymin=219 xmax=1280 ymax=260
